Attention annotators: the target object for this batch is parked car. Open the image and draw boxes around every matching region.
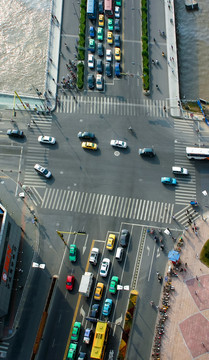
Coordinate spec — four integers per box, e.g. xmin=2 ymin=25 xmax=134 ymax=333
xmin=115 ymin=47 xmax=121 ymax=61
xmin=107 ymin=31 xmax=113 ymax=44
xmin=96 ymin=74 xmax=104 ymax=91
xmin=120 ymin=229 xmax=130 ymax=248
xmin=7 ymin=129 xmax=24 ymax=138
xmin=115 ymin=35 xmax=120 ymax=47
xmin=172 ymin=166 xmax=189 ymax=175
xmin=106 ymin=49 xmax=112 ymax=62
xmin=78 ymin=132 xmax=95 ymax=140
xmin=83 ymin=328 xmax=94 ymax=344
xmin=66 ymin=275 xmax=75 ymax=291
xmin=161 ymin=177 xmax=177 ymax=185
xmin=106 ymin=233 xmax=116 ymax=250
xmin=105 ymin=62 xmax=112 ymax=77
xmin=89 ymin=247 xmax=99 ymax=265
xmin=88 ymin=39 xmax=95 ymax=53
xmin=108 ymin=18 xmax=114 ymax=31
xmin=87 ymin=74 xmax=95 ymax=89
xmin=97 ymin=27 xmax=104 ymax=41
xmin=100 ymin=258 xmax=110 ymax=277
xmin=110 ymin=140 xmax=127 ymax=148
xmin=116 ymin=0 xmax=122 ymax=5
xmin=99 ymin=0 xmax=104 ymax=13
xmin=98 ymin=43 xmax=104 ymax=57
xmin=89 ymin=26 xmax=95 ymax=38
xmin=115 ymin=19 xmax=120 ymax=32
xmin=67 ymin=343 xmax=77 ymax=360
xmin=115 ymin=62 xmax=121 ymax=76
xmin=115 ymin=6 xmax=121 ymax=18
xmin=96 ymin=59 xmax=103 ymax=74
xmin=99 ymin=14 xmax=104 ymax=27
xmin=88 ymin=54 xmax=95 ymax=69
xmin=38 ymin=135 xmax=56 ymax=144
xmin=34 ymin=164 xmax=52 ymax=178
xmin=102 ymin=298 xmax=113 ymax=316
xmin=71 ymin=322 xmax=81 ymax=342
xmin=78 ymin=353 xmax=87 ymax=360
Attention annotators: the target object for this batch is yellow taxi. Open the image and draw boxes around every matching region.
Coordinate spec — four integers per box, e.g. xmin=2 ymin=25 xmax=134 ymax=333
xmin=81 ymin=142 xmax=98 ymax=150
xmin=106 ymin=234 xmax=116 ymax=251
xmin=94 ymin=282 xmax=104 ymax=300
xmin=99 ymin=14 xmax=104 ymax=27
xmin=115 ymin=47 xmax=121 ymax=61
xmin=107 ymin=31 xmax=113 ymax=44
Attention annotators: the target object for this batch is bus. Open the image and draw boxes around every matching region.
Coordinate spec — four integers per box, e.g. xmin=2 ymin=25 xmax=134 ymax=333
xmin=87 ymin=0 xmax=97 ymax=19
xmin=104 ymin=0 xmax=114 ymax=17
xmin=186 ymin=147 xmax=209 ymax=160
xmin=90 ymin=321 xmax=110 ymax=360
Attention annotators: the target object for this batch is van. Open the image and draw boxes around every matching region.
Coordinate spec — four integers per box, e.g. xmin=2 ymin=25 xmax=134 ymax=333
xmin=115 ymin=247 xmax=124 ymax=262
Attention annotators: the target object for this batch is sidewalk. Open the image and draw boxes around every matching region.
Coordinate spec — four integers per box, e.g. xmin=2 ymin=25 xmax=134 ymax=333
xmin=158 ymin=213 xmax=209 ymax=359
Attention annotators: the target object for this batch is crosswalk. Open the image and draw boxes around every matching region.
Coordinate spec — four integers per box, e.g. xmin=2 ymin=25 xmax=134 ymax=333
xmin=23 ymin=113 xmax=53 ymax=188
xmin=0 ymin=341 xmax=9 ymax=358
xmin=56 ymin=95 xmax=169 ymax=117
xmin=174 ymin=204 xmax=200 ymax=226
xmin=40 ymin=187 xmax=174 ymax=223
xmin=174 ymin=119 xmax=197 ymax=205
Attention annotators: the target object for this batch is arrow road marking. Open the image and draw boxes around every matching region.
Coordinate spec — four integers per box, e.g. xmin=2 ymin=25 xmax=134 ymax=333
xmin=80 ymin=305 xmax=86 ymax=326
xmin=115 ymin=313 xmax=123 ymax=326
xmin=147 ymin=245 xmax=150 ymax=256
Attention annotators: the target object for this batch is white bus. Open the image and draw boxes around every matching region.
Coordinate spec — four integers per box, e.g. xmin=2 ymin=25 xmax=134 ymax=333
xmin=186 ymin=147 xmax=209 ymax=160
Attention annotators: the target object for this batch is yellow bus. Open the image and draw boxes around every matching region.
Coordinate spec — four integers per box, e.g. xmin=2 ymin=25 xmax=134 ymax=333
xmin=90 ymin=321 xmax=110 ymax=360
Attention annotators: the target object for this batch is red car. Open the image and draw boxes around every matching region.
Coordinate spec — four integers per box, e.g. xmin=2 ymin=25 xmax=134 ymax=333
xmin=66 ymin=275 xmax=75 ymax=291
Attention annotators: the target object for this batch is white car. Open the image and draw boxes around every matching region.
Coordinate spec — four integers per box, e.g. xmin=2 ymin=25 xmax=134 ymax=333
xmin=172 ymin=166 xmax=189 ymax=175
xmin=89 ymin=248 xmax=99 ymax=265
xmin=96 ymin=74 xmax=104 ymax=91
xmin=110 ymin=140 xmax=127 ymax=148
xmin=115 ymin=6 xmax=121 ymax=18
xmin=106 ymin=49 xmax=112 ymax=62
xmin=38 ymin=136 xmax=56 ymax=144
xmin=34 ymin=164 xmax=52 ymax=178
xmin=100 ymin=258 xmax=110 ymax=277
xmin=88 ymin=54 xmax=95 ymax=69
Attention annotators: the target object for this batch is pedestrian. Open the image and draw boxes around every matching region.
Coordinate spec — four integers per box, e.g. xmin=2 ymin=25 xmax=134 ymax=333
xmin=168 ymin=5 xmax=170 ymax=9
xmin=195 ymin=291 xmax=197 ymax=295
xmin=192 ymin=227 xmax=195 ymax=232
xmin=52 ymin=78 xmax=55 ymax=82
xmin=195 ymin=231 xmax=198 ymax=236
xmin=153 ymin=38 xmax=156 ymax=43
xmin=48 ymin=90 xmax=52 ymax=95
xmin=195 ymin=226 xmax=198 ymax=231
xmin=186 ymin=209 xmax=189 ymax=215
xmin=49 ymin=57 xmax=52 ymax=63
xmin=196 ymin=276 xmax=199 ymax=280
xmin=171 ymin=45 xmax=173 ymax=50
xmin=172 ymin=215 xmax=175 ymax=220
xmin=184 ymin=226 xmax=188 ymax=231
xmin=185 ymin=263 xmax=187 ymax=267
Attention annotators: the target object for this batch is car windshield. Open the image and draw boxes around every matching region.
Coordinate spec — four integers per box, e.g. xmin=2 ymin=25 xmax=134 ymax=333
xmin=43 ymin=169 xmax=48 ymax=175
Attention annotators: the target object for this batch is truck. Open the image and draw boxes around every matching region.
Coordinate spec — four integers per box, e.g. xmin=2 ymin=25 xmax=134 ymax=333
xmin=79 ymin=272 xmax=94 ymax=297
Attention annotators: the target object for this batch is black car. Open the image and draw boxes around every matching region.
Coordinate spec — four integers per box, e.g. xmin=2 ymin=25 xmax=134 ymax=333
xmin=119 ymin=229 xmax=130 ymax=248
xmin=99 ymin=0 xmax=104 ymax=13
xmin=96 ymin=59 xmax=103 ymax=74
xmin=87 ymin=74 xmax=95 ymax=89
xmin=7 ymin=129 xmax=24 ymax=138
xmin=115 ymin=19 xmax=120 ymax=32
xmin=105 ymin=62 xmax=112 ymax=77
xmin=78 ymin=353 xmax=87 ymax=360
xmin=138 ymin=148 xmax=155 ymax=157
xmin=77 ymin=132 xmax=95 ymax=140
xmin=115 ymin=35 xmax=121 ymax=47
xmin=98 ymin=43 xmax=104 ymax=57
xmin=89 ymin=304 xmax=100 ymax=320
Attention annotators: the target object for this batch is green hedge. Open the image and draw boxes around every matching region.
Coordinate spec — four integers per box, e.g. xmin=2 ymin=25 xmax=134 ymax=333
xmin=77 ymin=63 xmax=84 ymax=90
xmin=77 ymin=0 xmax=86 ymax=88
xmin=141 ymin=0 xmax=149 ymax=91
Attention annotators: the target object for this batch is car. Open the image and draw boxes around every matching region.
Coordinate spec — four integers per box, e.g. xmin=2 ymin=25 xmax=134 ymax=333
xmin=97 ymin=27 xmax=104 ymax=41
xmin=87 ymin=74 xmax=95 ymax=89
xmin=161 ymin=177 xmax=177 ymax=185
xmin=69 ymin=244 xmax=77 ymax=262
xmin=78 ymin=353 xmax=87 ymax=360
xmin=116 ymin=0 xmax=122 ymax=6
xmin=98 ymin=43 xmax=104 ymax=57
xmin=38 ymin=135 xmax=56 ymax=144
xmin=7 ymin=129 xmax=24 ymax=138
xmin=115 ymin=19 xmax=120 ymax=32
xmin=110 ymin=140 xmax=127 ymax=148
xmin=109 ymin=276 xmax=119 ymax=294
xmin=105 ymin=62 xmax=112 ymax=77
xmin=100 ymin=258 xmax=110 ymax=277
xmin=172 ymin=166 xmax=189 ymax=175
xmin=99 ymin=14 xmax=104 ymax=27
xmin=106 ymin=49 xmax=112 ymax=62
xmin=96 ymin=74 xmax=104 ymax=91
xmin=66 ymin=275 xmax=75 ymax=291
xmin=106 ymin=233 xmax=116 ymax=250
xmin=96 ymin=59 xmax=103 ymax=74
xmin=34 ymin=164 xmax=52 ymax=178
xmin=107 ymin=31 xmax=113 ymax=44
xmin=83 ymin=328 xmax=94 ymax=344
xmin=115 ymin=47 xmax=121 ymax=61
xmin=138 ymin=148 xmax=155 ymax=157
xmin=71 ymin=322 xmax=81 ymax=342
xmin=88 ymin=39 xmax=95 ymax=53
xmin=115 ymin=35 xmax=120 ymax=47
xmin=78 ymin=131 xmax=95 ymax=140
xmin=99 ymin=0 xmax=104 ymax=13
xmin=115 ymin=62 xmax=121 ymax=76
xmin=89 ymin=303 xmax=100 ymax=320
xmin=67 ymin=343 xmax=77 ymax=360
xmin=120 ymin=229 xmax=130 ymax=248
xmin=81 ymin=142 xmax=98 ymax=150
xmin=89 ymin=247 xmax=99 ymax=265
xmin=89 ymin=26 xmax=95 ymax=38
xmin=108 ymin=18 xmax=114 ymax=31
xmin=115 ymin=6 xmax=121 ymax=18
xmin=94 ymin=282 xmax=104 ymax=300
xmin=102 ymin=298 xmax=113 ymax=316
xmin=88 ymin=54 xmax=95 ymax=68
